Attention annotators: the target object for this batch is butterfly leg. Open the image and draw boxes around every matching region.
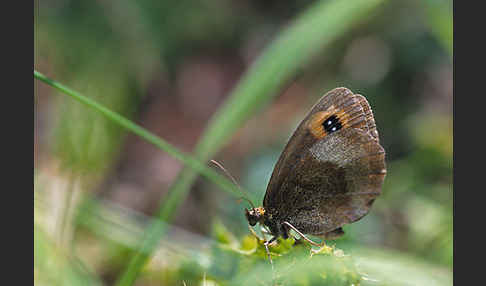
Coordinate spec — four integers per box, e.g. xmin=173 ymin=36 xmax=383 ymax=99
xmin=283 ymin=221 xmax=322 ymax=247
xmin=282 ymin=221 xmax=334 ymax=255
xmin=264 ymin=236 xmax=278 ymax=268
xmin=248 ymin=225 xmax=277 ymax=267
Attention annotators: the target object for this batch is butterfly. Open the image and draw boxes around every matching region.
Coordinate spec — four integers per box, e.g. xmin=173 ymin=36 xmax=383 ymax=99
xmin=245 ymin=87 xmax=386 ymax=256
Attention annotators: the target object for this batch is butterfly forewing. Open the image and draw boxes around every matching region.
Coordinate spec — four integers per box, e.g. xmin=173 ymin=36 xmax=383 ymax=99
xmin=263 ymin=87 xmax=386 ymax=236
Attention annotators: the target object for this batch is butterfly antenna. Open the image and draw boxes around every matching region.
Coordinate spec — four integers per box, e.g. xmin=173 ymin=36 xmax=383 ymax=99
xmin=209 ymin=159 xmax=256 ymax=209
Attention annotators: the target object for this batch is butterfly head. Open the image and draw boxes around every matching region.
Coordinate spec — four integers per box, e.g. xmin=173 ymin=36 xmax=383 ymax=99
xmin=245 ymin=207 xmax=266 ymax=226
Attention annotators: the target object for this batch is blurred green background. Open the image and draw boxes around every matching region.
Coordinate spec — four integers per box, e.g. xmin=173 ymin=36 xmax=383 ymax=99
xmin=34 ymin=0 xmax=452 ymax=285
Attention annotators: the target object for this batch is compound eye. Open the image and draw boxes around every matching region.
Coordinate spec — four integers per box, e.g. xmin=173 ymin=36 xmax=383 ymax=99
xmin=245 ymin=209 xmax=257 ymax=226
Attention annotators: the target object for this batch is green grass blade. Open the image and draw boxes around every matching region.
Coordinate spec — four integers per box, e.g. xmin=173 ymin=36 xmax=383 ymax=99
xmin=116 ymin=0 xmax=387 ymax=285
xmin=34 ymin=70 xmax=240 ymax=198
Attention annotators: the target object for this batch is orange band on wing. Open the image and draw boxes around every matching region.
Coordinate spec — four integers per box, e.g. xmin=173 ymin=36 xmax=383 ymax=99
xmin=307 ymin=101 xmax=366 ymax=139
xmin=308 ymin=109 xmax=335 ymax=138
xmin=308 ymin=105 xmax=350 ymax=138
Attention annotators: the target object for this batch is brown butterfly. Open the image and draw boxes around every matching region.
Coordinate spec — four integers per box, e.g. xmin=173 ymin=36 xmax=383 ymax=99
xmin=245 ymin=87 xmax=386 ymax=256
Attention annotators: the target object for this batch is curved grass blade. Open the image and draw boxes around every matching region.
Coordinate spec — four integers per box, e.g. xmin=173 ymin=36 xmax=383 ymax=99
xmin=34 ymin=70 xmax=240 ymax=199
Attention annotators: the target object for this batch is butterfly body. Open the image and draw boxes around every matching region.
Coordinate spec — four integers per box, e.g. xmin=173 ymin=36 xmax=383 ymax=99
xmin=245 ymin=87 xmax=386 ymax=242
